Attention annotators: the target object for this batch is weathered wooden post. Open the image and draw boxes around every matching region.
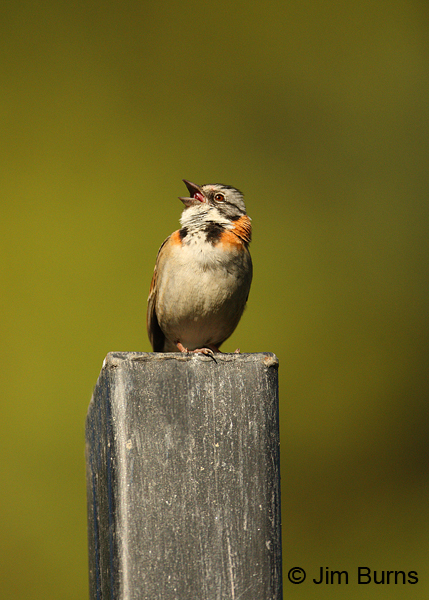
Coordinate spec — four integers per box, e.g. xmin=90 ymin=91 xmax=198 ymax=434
xmin=86 ymin=351 xmax=282 ymax=599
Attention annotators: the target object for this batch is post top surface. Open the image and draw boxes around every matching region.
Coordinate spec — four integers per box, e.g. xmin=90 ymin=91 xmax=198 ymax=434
xmin=101 ymin=351 xmax=278 ymax=371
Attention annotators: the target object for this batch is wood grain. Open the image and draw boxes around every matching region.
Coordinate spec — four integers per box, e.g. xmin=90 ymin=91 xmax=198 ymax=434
xmin=86 ymin=352 xmax=282 ymax=600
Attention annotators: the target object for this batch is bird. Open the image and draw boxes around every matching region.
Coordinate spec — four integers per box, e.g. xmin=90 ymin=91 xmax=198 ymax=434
xmin=147 ymin=179 xmax=252 ymax=354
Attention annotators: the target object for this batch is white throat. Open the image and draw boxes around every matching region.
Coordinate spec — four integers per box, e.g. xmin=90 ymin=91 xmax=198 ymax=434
xmin=180 ymin=205 xmax=232 ymax=231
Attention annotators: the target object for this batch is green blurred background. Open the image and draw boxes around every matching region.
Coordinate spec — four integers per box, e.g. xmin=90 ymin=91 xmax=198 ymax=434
xmin=1 ymin=0 xmax=429 ymax=598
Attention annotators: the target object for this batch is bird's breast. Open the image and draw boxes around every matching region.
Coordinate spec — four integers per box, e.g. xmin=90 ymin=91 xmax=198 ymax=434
xmin=155 ymin=232 xmax=252 ymax=348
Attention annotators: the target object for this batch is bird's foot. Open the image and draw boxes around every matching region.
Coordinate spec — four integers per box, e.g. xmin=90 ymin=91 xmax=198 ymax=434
xmin=176 ymin=342 xmax=220 ymax=356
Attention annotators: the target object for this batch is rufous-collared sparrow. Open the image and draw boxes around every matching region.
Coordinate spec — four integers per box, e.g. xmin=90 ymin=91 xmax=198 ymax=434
xmin=147 ymin=179 xmax=252 ymax=353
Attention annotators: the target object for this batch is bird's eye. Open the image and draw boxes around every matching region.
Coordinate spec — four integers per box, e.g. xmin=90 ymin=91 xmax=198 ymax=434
xmin=214 ymin=193 xmax=225 ymax=201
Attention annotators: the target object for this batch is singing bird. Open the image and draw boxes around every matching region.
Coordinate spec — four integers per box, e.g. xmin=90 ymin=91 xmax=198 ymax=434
xmin=147 ymin=179 xmax=252 ymax=353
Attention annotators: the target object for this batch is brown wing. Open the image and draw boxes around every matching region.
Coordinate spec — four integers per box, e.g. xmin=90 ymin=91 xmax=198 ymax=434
xmin=146 ymin=236 xmax=170 ymax=352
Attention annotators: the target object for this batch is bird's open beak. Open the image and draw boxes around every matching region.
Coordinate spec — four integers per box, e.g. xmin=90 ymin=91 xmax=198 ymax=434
xmin=179 ymin=179 xmax=207 ymax=207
